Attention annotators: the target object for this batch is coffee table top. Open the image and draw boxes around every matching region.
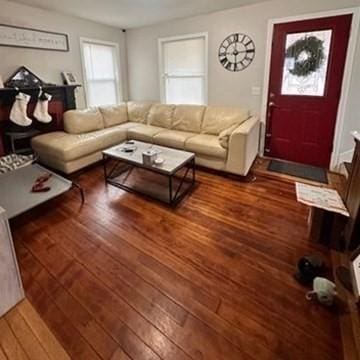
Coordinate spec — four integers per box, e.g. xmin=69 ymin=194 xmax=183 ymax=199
xmin=0 ymin=164 xmax=72 ymax=219
xmin=103 ymin=140 xmax=195 ymax=175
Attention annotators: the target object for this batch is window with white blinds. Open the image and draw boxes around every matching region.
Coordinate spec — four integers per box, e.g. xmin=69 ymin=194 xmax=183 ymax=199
xmin=159 ymin=33 xmax=208 ymax=105
xmin=81 ymin=39 xmax=121 ymax=107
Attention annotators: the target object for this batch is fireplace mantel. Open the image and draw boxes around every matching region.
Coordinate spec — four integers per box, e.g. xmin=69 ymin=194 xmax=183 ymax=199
xmin=0 ymin=84 xmax=80 ymax=155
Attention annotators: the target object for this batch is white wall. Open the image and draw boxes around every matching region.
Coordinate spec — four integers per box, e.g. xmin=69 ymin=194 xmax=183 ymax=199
xmin=340 ymin=29 xmax=360 ymax=161
xmin=126 ymin=0 xmax=360 ymax=163
xmin=0 ymin=0 xmax=128 ymax=109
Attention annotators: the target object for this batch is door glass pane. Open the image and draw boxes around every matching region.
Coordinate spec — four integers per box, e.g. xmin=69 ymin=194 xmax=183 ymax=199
xmin=166 ymin=77 xmax=204 ymax=105
xmin=281 ymin=30 xmax=332 ymax=96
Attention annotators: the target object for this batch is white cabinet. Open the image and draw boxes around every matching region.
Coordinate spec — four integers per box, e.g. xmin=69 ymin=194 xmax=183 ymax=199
xmin=0 ymin=207 xmax=24 ymax=317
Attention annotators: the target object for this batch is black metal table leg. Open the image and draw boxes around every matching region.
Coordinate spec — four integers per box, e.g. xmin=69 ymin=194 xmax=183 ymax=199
xmin=103 ymin=154 xmax=107 ymax=180
xmin=72 ymin=182 xmax=85 ymax=204
xmin=169 ymin=175 xmax=173 ymax=205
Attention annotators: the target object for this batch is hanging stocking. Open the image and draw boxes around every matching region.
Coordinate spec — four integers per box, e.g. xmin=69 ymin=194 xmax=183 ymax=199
xmin=33 ymin=92 xmax=52 ymax=123
xmin=9 ymin=92 xmax=32 ymax=127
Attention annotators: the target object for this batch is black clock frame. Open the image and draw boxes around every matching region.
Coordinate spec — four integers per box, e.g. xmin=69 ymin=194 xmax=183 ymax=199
xmin=218 ymin=33 xmax=255 ymax=72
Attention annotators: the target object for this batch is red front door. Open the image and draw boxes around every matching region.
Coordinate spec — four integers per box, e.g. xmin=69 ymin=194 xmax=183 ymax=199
xmin=265 ymin=15 xmax=352 ymax=168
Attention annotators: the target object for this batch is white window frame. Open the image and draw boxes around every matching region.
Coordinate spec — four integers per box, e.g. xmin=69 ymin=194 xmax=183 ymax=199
xmin=80 ymin=37 xmax=122 ymax=107
xmin=158 ymin=32 xmax=208 ymax=105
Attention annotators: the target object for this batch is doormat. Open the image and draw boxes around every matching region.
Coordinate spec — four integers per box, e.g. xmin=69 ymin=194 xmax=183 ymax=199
xmin=268 ymin=160 xmax=328 ymax=184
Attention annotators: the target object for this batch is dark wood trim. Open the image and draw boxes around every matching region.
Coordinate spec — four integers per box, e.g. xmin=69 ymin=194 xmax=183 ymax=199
xmin=345 ymin=137 xmax=360 ymax=250
xmin=332 ymin=251 xmax=360 ymax=360
xmin=0 ymin=85 xmax=79 ymax=93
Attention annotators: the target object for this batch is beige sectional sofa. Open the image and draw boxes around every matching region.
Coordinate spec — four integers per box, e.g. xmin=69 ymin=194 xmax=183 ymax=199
xmin=31 ymin=102 xmax=259 ymax=176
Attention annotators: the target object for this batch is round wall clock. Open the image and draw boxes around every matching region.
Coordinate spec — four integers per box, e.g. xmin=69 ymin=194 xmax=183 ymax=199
xmin=218 ymin=33 xmax=255 ymax=72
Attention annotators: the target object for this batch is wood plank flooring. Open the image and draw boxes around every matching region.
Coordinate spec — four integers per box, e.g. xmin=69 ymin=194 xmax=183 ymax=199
xmin=0 ymin=299 xmax=70 ymax=360
xmin=9 ymin=165 xmax=342 ymax=359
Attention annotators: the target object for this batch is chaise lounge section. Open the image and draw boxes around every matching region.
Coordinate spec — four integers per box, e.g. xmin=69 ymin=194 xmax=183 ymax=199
xmin=31 ymin=102 xmax=260 ymax=176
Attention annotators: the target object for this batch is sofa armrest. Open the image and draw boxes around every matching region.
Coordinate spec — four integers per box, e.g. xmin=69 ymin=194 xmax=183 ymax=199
xmin=225 ymin=116 xmax=260 ymax=176
xmin=218 ymin=124 xmax=239 ymax=148
xmin=63 ymin=108 xmax=104 ymax=134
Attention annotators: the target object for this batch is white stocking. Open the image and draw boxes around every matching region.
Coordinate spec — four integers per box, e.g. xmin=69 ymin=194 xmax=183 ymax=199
xmin=34 ymin=93 xmax=52 ymax=123
xmin=9 ymin=93 xmax=32 ymax=127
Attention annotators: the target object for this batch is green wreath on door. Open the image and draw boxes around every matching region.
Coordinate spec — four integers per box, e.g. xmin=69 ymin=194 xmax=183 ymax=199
xmin=285 ymin=36 xmax=325 ymax=77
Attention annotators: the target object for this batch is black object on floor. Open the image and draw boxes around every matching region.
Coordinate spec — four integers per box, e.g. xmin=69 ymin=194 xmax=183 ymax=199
xmin=268 ymin=159 xmax=328 ymax=184
xmin=295 ymin=254 xmax=325 ymax=285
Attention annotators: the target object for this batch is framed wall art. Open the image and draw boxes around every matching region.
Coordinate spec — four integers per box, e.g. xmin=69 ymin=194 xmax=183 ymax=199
xmin=62 ymin=71 xmax=78 ymax=85
xmin=0 ymin=24 xmax=69 ymax=52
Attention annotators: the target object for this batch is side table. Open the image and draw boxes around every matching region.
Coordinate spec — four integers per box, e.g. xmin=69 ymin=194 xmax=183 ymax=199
xmin=5 ymin=129 xmax=41 ymax=154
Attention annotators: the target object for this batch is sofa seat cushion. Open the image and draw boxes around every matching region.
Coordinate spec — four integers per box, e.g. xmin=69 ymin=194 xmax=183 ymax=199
xmin=32 ymin=126 xmax=128 ymax=162
xmin=115 ymin=122 xmax=141 ymax=131
xmin=127 ymin=101 xmax=154 ymax=123
xmin=64 ymin=108 xmax=104 ymax=134
xmin=31 ymin=132 xmax=68 ymax=156
xmin=185 ymin=134 xmax=227 ymax=159
xmin=172 ymin=105 xmax=205 ymax=133
xmin=153 ymin=130 xmax=196 ymax=149
xmin=127 ymin=125 xmax=166 ymax=143
xmin=201 ymin=106 xmax=250 ymax=135
xmin=99 ymin=103 xmax=128 ymax=127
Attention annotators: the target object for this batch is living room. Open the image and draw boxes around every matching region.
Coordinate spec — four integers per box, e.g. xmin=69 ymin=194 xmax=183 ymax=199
xmin=0 ymin=0 xmax=360 ymax=359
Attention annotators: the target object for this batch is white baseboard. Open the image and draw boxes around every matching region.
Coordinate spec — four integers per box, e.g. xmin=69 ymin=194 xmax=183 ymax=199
xmin=334 ymin=149 xmax=354 ymax=176
xmin=330 ymin=149 xmax=353 ymax=174
xmin=338 ymin=162 xmax=348 ymax=177
xmin=338 ymin=149 xmax=354 ymax=164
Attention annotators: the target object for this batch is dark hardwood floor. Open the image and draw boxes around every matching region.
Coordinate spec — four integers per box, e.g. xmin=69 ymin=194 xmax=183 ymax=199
xmin=10 ymin=165 xmax=342 ymax=359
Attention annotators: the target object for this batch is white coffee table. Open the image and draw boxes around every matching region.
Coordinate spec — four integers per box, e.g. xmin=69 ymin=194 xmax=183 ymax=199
xmin=0 ymin=163 xmax=84 ymax=218
xmin=102 ymin=140 xmax=196 ymax=206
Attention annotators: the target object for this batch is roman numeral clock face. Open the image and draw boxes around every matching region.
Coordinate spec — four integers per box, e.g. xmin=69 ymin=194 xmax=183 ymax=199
xmin=218 ymin=33 xmax=255 ymax=72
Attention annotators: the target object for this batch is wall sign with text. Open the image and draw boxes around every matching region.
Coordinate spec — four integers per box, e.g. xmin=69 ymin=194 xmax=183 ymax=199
xmin=0 ymin=24 xmax=69 ymax=52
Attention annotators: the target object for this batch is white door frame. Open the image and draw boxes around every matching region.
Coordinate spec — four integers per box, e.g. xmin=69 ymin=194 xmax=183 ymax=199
xmin=260 ymin=7 xmax=360 ymax=171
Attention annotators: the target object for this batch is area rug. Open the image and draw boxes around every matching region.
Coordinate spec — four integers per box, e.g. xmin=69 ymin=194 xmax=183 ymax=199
xmin=268 ymin=159 xmax=328 ymax=184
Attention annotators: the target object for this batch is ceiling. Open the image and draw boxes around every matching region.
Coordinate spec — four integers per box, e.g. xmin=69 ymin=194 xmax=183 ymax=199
xmin=12 ymin=0 xmax=271 ymax=29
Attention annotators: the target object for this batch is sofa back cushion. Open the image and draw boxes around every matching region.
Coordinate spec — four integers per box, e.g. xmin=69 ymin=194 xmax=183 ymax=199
xmin=148 ymin=104 xmax=175 ymax=129
xmin=127 ymin=101 xmax=153 ymax=123
xmin=201 ymin=106 xmax=250 ymax=135
xmin=172 ymin=105 xmax=205 ymax=133
xmin=64 ymin=108 xmax=104 ymax=134
xmin=99 ymin=103 xmax=128 ymax=128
